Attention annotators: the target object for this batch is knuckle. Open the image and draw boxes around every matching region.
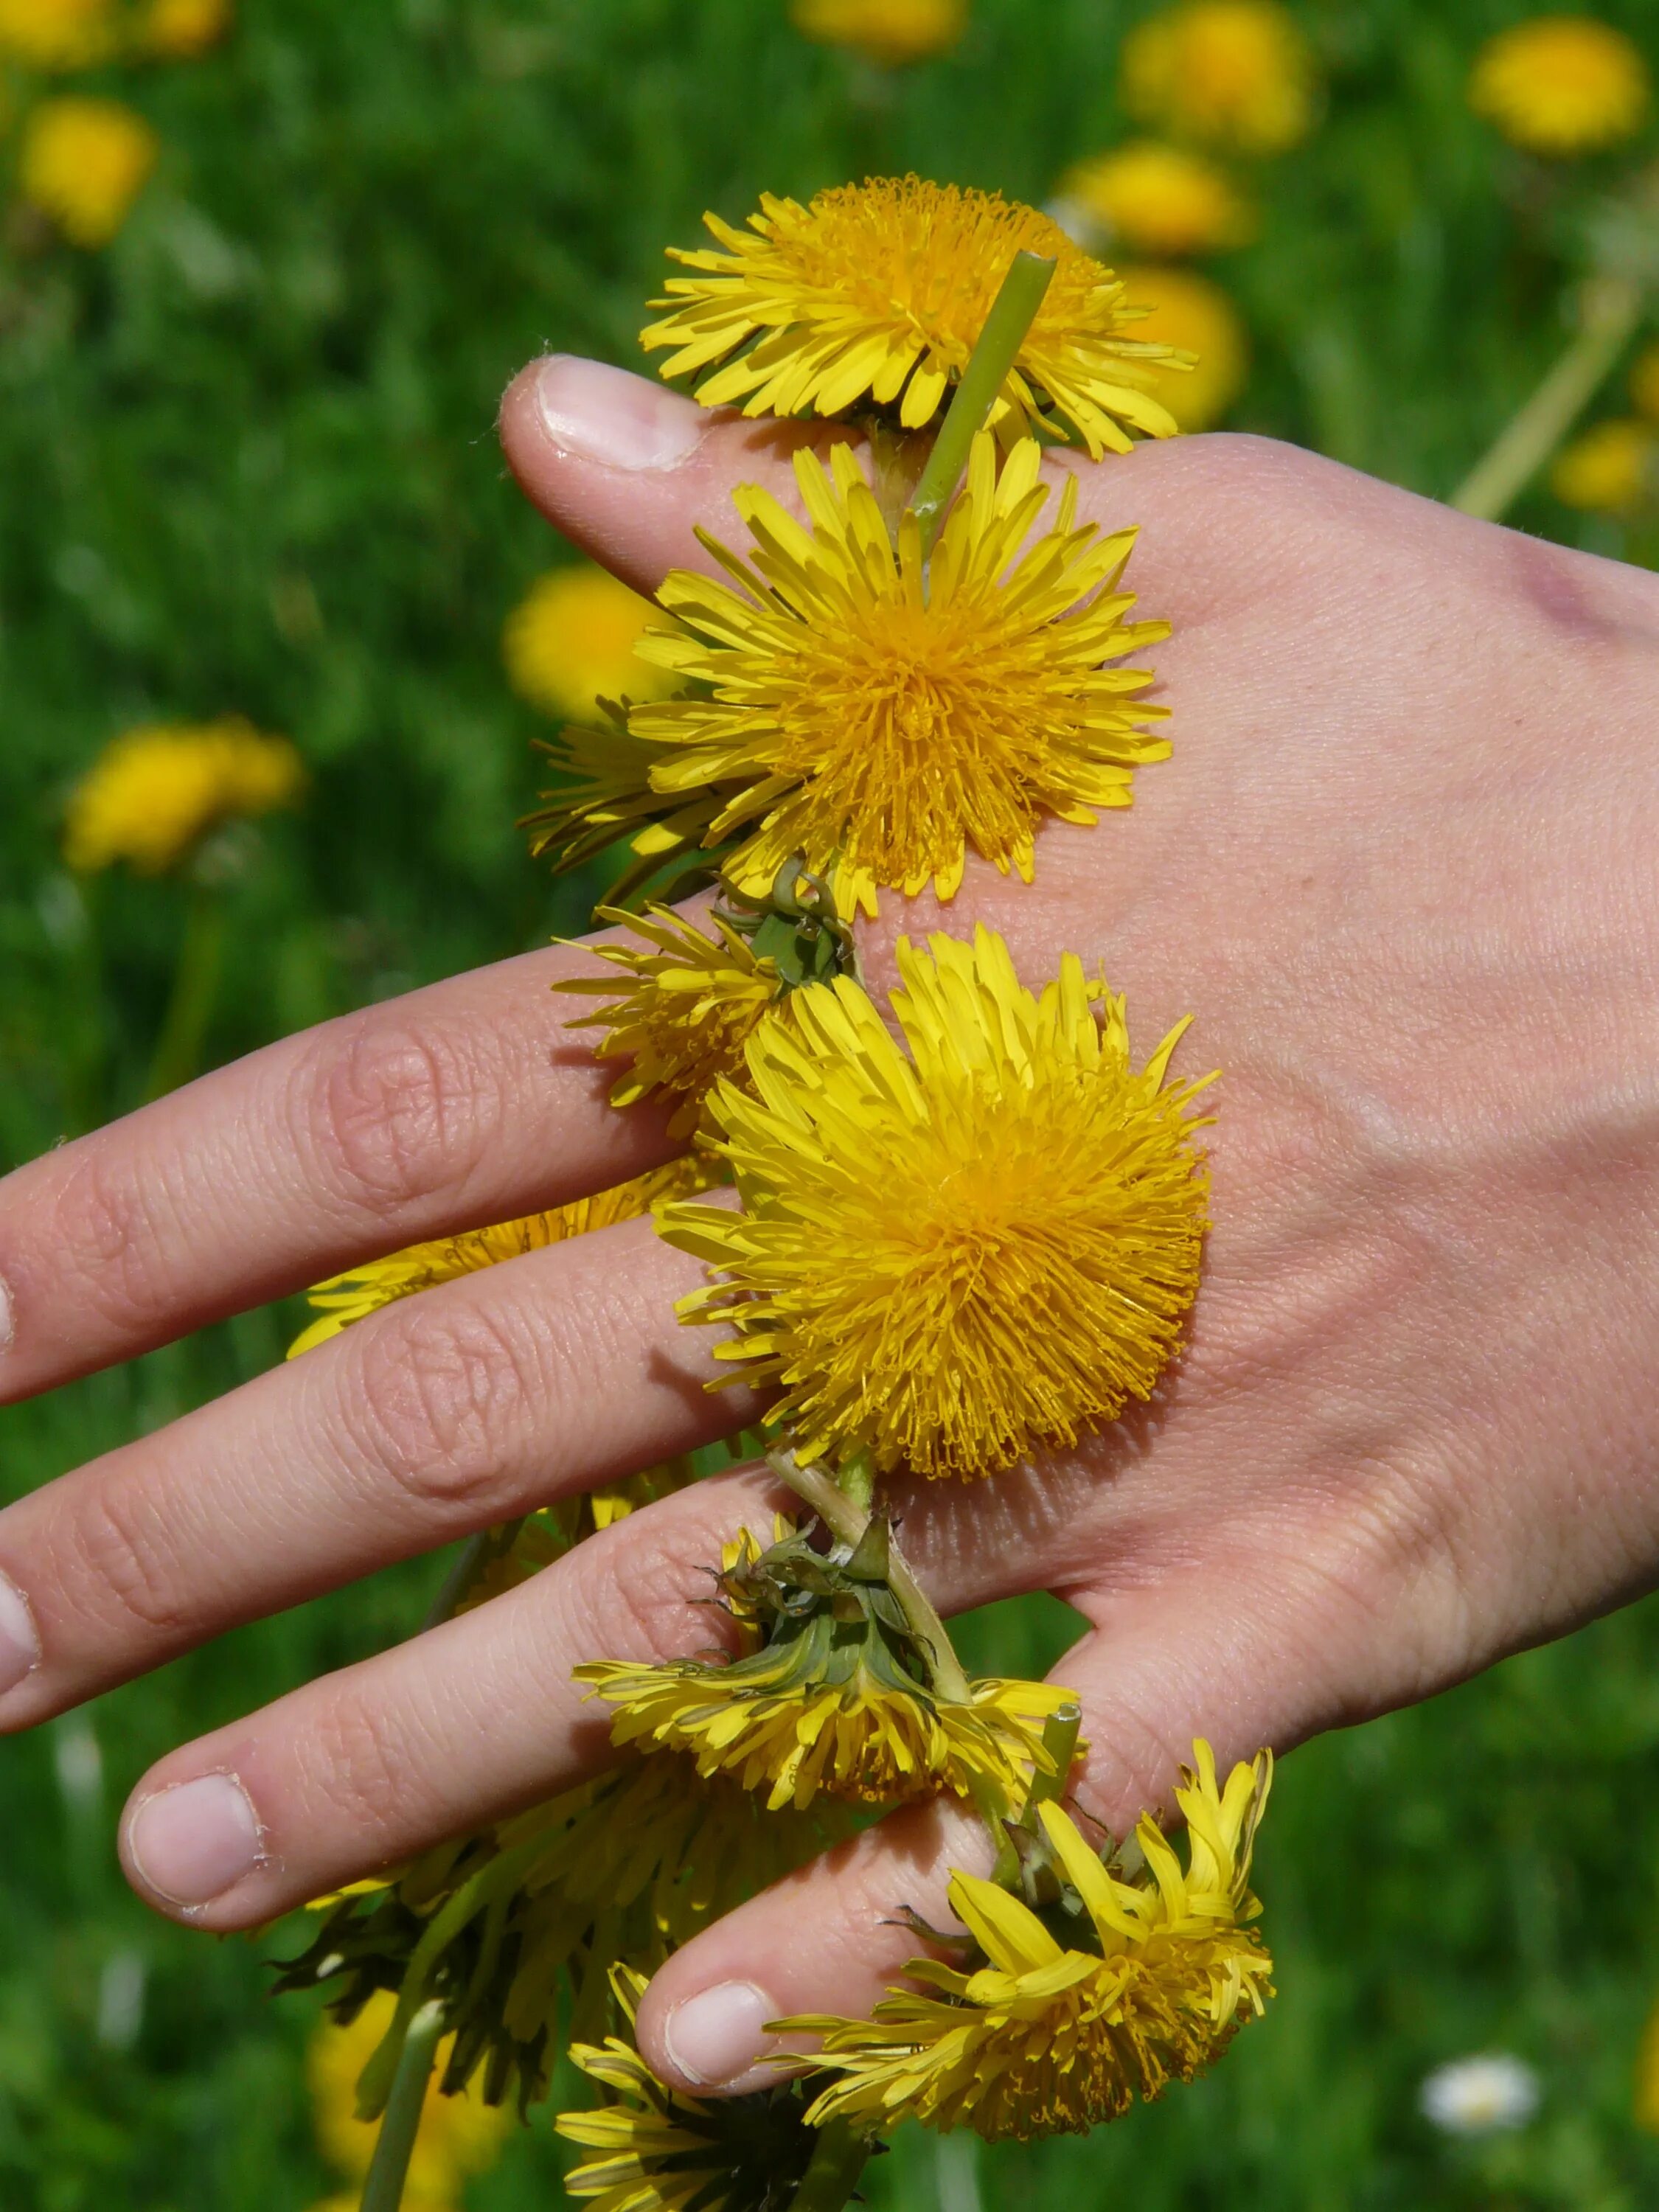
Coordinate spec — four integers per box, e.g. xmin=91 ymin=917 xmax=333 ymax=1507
xmin=307 ymin=1688 xmax=422 ymax=1837
xmin=295 ymin=1010 xmax=503 ymax=1218
xmin=585 ymin=1509 xmax=739 ymax=1667
xmin=49 ymin=1147 xmax=173 ymax=1332
xmin=344 ymin=1295 xmax=538 ymax=1517
xmin=69 ymin=1485 xmax=190 ymax=1641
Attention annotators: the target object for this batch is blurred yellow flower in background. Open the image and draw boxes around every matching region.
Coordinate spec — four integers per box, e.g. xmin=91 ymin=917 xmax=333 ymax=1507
xmin=142 ymin=0 xmax=230 ymax=57
xmin=1549 ymin=416 xmax=1655 ymax=513
xmin=20 ymin=95 xmax=158 ymax=247
xmin=790 ymin=0 xmax=964 ymax=66
xmin=502 ymin=566 xmax=671 ymax=720
xmin=1060 ymin=142 xmax=1255 ymax=256
xmin=306 ymin=1992 xmax=509 ymax=2212
xmin=1120 ymin=1 xmax=1317 ymax=156
xmin=1469 ymin=16 xmax=1649 ymax=156
xmin=63 ymin=717 xmax=303 ymax=874
xmin=1117 ymin=264 xmax=1248 ymax=429
xmin=0 ymin=0 xmax=114 ymax=67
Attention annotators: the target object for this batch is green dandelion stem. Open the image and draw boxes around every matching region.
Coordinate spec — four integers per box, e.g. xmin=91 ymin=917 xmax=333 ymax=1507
xmin=786 ymin=2118 xmax=874 ymax=2212
xmin=767 ymin=1450 xmax=972 ymax=1703
xmin=358 ymin=1997 xmax=445 ymax=2212
xmin=1451 ymin=274 xmax=1641 ymax=522
xmin=908 ymin=249 xmax=1057 ymax=558
xmin=142 ymin=880 xmax=226 ymax=1102
xmin=421 ymin=1516 xmax=524 ymax=1632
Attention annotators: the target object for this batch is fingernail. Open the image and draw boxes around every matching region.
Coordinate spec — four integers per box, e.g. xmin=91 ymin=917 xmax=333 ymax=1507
xmin=0 ymin=1571 xmax=39 ymax=1695
xmin=125 ymin=1773 xmax=263 ymax=1907
xmin=536 ymin=355 xmax=706 ymax=473
xmin=662 ymin=1981 xmax=778 ymax=2089
xmin=0 ymin=1272 xmax=14 ymax=1354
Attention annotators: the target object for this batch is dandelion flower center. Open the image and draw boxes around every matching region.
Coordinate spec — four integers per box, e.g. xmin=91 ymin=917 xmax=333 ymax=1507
xmin=663 ymin=927 xmax=1209 ymax=1481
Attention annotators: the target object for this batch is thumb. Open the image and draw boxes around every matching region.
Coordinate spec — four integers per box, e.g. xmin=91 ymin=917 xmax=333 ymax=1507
xmin=498 ymin=353 xmax=863 ymax=596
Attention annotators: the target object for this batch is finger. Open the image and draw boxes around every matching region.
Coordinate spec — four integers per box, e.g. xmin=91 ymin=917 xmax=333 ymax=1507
xmin=497 ymin=351 xmax=1310 ymax=626
xmin=113 ymin=1464 xmax=1015 ymax=1930
xmin=0 ymin=935 xmax=680 ymax=1404
xmin=0 ymin=1211 xmax=763 ymax=1731
xmin=631 ymin=1542 xmax=1381 ymax=2097
xmin=498 ymin=355 xmax=861 ymax=597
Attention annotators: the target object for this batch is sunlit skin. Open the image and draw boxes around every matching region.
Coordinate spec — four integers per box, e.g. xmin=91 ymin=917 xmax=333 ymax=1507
xmin=0 ymin=354 xmax=1655 ymax=2101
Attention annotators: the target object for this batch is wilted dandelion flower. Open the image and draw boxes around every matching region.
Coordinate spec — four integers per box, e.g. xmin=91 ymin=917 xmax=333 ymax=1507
xmin=605 ymin=434 xmax=1169 ymax=914
xmin=20 ymin=97 xmax=159 ymax=248
xmin=1419 ymin=2053 xmax=1539 ymax=2137
xmin=556 ymin=905 xmax=792 ymax=1139
xmin=1549 ymin=417 xmax=1655 ymax=514
xmin=503 ymin=567 xmax=672 ymax=722
xmin=0 ymin=0 xmax=114 ymax=66
xmin=1060 ymin=142 xmax=1256 ymax=257
xmin=307 ymin=1990 xmax=509 ymax=2210
xmin=790 ymin=0 xmax=964 ymax=66
xmin=63 ymin=717 xmax=302 ymax=874
xmin=281 ymin=1742 xmax=835 ymax=2122
xmin=789 ymin=1745 xmax=1274 ymax=2139
xmin=1120 ymin=0 xmax=1317 ymax=156
xmin=1119 ymin=265 xmax=1248 ymax=430
xmin=141 ymin=0 xmax=230 ymax=57
xmin=582 ymin=1517 xmax=1075 ymax=1812
xmin=288 ymin=1157 xmax=713 ymax=1356
xmin=643 ymin=176 xmax=1182 ymax=456
xmin=1469 ymin=17 xmax=1649 ymax=157
xmin=663 ymin=928 xmax=1210 ymax=1482
xmin=558 ymin=1966 xmax=824 ymax=2212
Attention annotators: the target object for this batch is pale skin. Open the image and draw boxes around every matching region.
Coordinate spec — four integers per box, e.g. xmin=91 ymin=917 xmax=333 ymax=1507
xmin=1 ymin=352 xmax=1658 ymax=2098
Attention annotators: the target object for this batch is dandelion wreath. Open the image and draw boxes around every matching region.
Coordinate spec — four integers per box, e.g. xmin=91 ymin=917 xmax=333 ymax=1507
xmin=277 ymin=177 xmax=1276 ymax=2212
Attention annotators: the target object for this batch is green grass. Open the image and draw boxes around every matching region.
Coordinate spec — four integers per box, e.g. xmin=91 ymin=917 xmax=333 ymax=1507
xmin=4 ymin=1 xmax=1659 ymax=2205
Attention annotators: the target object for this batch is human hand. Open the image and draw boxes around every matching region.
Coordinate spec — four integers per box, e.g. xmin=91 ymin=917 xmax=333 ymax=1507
xmin=1 ymin=353 xmax=1655 ymax=2101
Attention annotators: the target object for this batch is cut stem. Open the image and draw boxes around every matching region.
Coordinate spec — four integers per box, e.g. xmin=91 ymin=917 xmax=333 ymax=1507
xmin=1451 ymin=274 xmax=1642 ymax=522
xmin=767 ymin=1450 xmax=971 ymax=1703
xmin=908 ymin=250 xmax=1057 ymax=558
xmin=358 ymin=1998 xmax=445 ymax=2212
xmin=787 ymin=2119 xmax=873 ymax=2212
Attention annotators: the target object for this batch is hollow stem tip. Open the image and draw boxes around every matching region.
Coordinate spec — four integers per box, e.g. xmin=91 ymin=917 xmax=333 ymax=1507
xmin=908 ymin=249 xmax=1057 ymax=557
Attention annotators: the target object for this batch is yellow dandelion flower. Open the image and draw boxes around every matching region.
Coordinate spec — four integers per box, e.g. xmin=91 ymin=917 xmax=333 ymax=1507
xmin=63 ymin=717 xmax=302 ymax=875
xmin=20 ymin=96 xmax=159 ymax=249
xmin=554 ymin=905 xmax=789 ymax=1139
xmin=1628 ymin=338 xmax=1659 ymax=422
xmin=1549 ymin=417 xmax=1655 ymax=514
xmin=1469 ymin=17 xmax=1649 ymax=157
xmin=0 ymin=0 xmax=114 ymax=67
xmin=788 ymin=1744 xmax=1274 ymax=2140
xmin=1120 ymin=1 xmax=1317 ymax=156
xmin=141 ymin=0 xmax=230 ymax=57
xmin=288 ymin=1156 xmax=714 ymax=1357
xmin=1118 ymin=265 xmax=1248 ymax=431
xmin=790 ymin=0 xmax=964 ymax=66
xmin=642 ymin=175 xmax=1182 ymax=457
xmin=307 ymin=1991 xmax=509 ymax=2201
xmin=503 ymin=567 xmax=674 ymax=722
xmin=616 ymin=432 xmax=1169 ymax=914
xmin=1060 ymin=142 xmax=1256 ymax=258
xmin=663 ymin=927 xmax=1210 ymax=1483
xmin=558 ymin=1966 xmax=824 ymax=2212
